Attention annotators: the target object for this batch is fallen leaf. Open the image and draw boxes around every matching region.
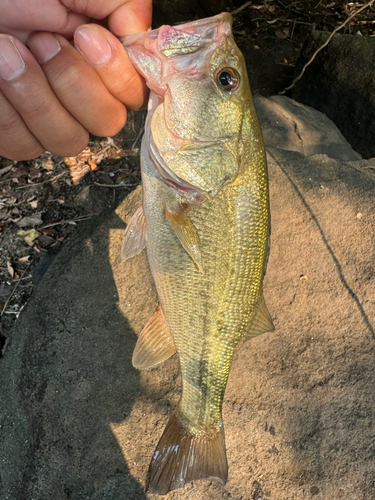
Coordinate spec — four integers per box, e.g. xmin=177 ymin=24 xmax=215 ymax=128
xmin=37 ymin=234 xmax=56 ymax=247
xmin=41 ymin=157 xmax=55 ymax=171
xmin=16 ymin=214 xmax=43 ymax=227
xmin=104 ymin=137 xmax=116 ymax=147
xmin=0 ymin=165 xmax=13 ymax=176
xmin=275 ymin=30 xmax=288 ymax=39
xmin=73 ymin=185 xmax=90 ymax=206
xmin=29 ymin=168 xmax=42 ymax=180
xmin=88 ymin=160 xmax=98 ymax=171
xmin=18 ymin=255 xmax=30 ymax=263
xmin=0 ymin=208 xmax=9 ymax=220
xmin=7 ymin=261 xmax=14 ymax=278
xmin=42 ymin=228 xmax=57 ymax=236
xmin=17 ymin=228 xmax=41 ymax=243
xmin=12 ymin=165 xmax=28 ymax=178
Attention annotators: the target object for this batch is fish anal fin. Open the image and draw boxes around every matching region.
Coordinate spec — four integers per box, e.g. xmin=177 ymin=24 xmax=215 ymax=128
xmin=146 ymin=402 xmax=228 ymax=495
xmin=132 ymin=305 xmax=176 ymax=370
xmin=248 ymin=295 xmax=275 ymax=339
xmin=165 ymin=206 xmax=203 ymax=273
xmin=121 ymin=205 xmax=147 ymax=262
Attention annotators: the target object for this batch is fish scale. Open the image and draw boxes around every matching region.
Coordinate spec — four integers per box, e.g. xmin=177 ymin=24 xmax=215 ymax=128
xmin=142 ymin=127 xmax=268 ymax=430
xmin=121 ymin=12 xmax=274 ymax=495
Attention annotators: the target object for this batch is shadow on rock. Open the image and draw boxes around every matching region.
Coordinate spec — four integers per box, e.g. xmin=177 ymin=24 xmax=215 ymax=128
xmin=0 ymin=188 xmax=152 ymax=500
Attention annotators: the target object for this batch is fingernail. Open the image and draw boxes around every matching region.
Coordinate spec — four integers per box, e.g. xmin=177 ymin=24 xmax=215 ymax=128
xmin=0 ymin=35 xmax=26 ymax=81
xmin=29 ymin=32 xmax=61 ymax=64
xmin=75 ymin=27 xmax=112 ymax=66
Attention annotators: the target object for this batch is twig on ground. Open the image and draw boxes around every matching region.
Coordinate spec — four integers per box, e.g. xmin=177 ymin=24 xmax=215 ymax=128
xmin=14 ymin=171 xmax=68 ymax=190
xmin=250 ymin=17 xmax=316 ymax=26
xmin=231 ymin=1 xmax=253 ymax=16
xmin=280 ymin=0 xmax=375 ymax=94
xmin=94 ymin=182 xmax=139 ymax=188
xmin=0 ymin=165 xmax=13 ymax=177
xmin=0 ymin=262 xmax=32 ymax=317
xmin=40 ymin=214 xmax=95 ymax=229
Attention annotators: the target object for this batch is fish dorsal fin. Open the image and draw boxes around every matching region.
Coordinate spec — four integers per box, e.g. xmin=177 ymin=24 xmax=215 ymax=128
xmin=132 ymin=305 xmax=176 ymax=370
xmin=121 ymin=205 xmax=147 ymax=261
xmin=165 ymin=206 xmax=203 ymax=273
xmin=248 ymin=295 xmax=275 ymax=338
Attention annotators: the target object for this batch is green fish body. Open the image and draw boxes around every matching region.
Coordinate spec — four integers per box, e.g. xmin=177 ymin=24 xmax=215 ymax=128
xmin=121 ymin=13 xmax=274 ymax=495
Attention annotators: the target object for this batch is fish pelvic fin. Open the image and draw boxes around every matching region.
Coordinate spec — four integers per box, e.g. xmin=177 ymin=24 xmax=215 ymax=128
xmin=165 ymin=206 xmax=203 ymax=273
xmin=146 ymin=402 xmax=228 ymax=495
xmin=248 ymin=294 xmax=275 ymax=339
xmin=121 ymin=205 xmax=147 ymax=261
xmin=132 ymin=305 xmax=176 ymax=369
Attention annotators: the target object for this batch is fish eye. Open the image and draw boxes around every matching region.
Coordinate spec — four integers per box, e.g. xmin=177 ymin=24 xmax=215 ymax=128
xmin=216 ymin=67 xmax=240 ymax=93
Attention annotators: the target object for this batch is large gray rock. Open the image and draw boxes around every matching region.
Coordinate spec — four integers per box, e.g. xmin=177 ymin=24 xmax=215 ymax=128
xmin=292 ymin=31 xmax=375 ymax=158
xmin=1 ymin=144 xmax=375 ymax=499
xmin=254 ymin=95 xmax=361 ymax=161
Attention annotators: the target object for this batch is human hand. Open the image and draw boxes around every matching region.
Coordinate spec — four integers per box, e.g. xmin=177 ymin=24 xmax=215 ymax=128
xmin=0 ymin=0 xmax=151 ymax=160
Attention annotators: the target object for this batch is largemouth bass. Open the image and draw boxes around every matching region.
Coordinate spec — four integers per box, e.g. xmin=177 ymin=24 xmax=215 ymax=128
xmin=121 ymin=12 xmax=274 ymax=495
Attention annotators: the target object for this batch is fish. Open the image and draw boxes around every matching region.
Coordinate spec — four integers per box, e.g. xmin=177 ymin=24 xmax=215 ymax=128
xmin=121 ymin=12 xmax=274 ymax=496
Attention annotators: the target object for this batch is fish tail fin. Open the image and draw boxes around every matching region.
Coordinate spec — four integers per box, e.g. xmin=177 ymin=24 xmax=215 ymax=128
xmin=146 ymin=403 xmax=228 ymax=495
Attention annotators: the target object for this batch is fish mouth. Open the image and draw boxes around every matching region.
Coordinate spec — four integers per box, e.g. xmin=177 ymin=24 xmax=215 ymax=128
xmin=121 ymin=13 xmax=232 ymax=96
xmin=123 ymin=14 xmax=235 ymax=199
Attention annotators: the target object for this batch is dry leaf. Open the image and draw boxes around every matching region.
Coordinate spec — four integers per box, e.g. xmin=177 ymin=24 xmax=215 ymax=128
xmin=12 ymin=165 xmax=28 ymax=178
xmin=0 ymin=165 xmax=13 ymax=176
xmin=7 ymin=261 xmax=14 ymax=278
xmin=18 ymin=255 xmax=30 ymax=263
xmin=16 ymin=215 xmax=43 ymax=228
xmin=0 ymin=208 xmax=9 ymax=220
xmin=37 ymin=234 xmax=56 ymax=247
xmin=17 ymin=228 xmax=41 ymax=243
xmin=275 ymin=30 xmax=288 ymax=39
xmin=104 ymin=137 xmax=116 ymax=147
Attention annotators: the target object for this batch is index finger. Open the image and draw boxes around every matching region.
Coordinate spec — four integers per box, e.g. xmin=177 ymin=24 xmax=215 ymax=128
xmin=61 ymin=0 xmax=152 ymax=35
xmin=107 ymin=0 xmax=152 ymax=36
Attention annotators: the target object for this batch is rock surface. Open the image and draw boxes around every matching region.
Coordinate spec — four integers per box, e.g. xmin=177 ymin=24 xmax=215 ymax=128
xmin=1 ymin=113 xmax=375 ymax=500
xmin=292 ymin=30 xmax=375 ymax=159
xmin=254 ymin=95 xmax=361 ymax=161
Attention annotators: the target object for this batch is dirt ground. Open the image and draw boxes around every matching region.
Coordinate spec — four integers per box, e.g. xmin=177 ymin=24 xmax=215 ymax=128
xmin=1 ymin=0 xmax=375 ymax=352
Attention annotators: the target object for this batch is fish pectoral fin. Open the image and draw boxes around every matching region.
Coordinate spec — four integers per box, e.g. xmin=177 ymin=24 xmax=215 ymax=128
xmin=247 ymin=295 xmax=275 ymax=338
xmin=165 ymin=206 xmax=203 ymax=273
xmin=146 ymin=401 xmax=228 ymax=495
xmin=132 ymin=305 xmax=176 ymax=370
xmin=121 ymin=205 xmax=147 ymax=261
